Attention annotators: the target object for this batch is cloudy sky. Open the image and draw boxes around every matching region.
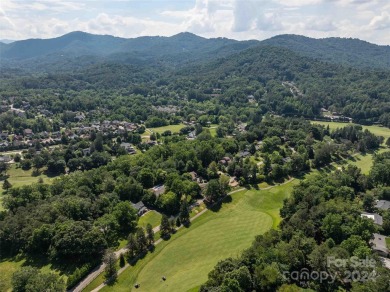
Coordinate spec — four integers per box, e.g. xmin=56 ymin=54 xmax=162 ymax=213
xmin=1 ymin=0 xmax=389 ymax=44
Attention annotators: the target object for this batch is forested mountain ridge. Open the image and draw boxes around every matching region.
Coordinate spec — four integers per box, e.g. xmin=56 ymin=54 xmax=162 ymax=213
xmin=178 ymin=45 xmax=390 ymax=125
xmin=3 ymin=43 xmax=388 ymax=126
xmin=262 ymin=34 xmax=390 ymax=70
xmin=0 ymin=31 xmax=259 ymax=72
xmin=1 ymin=31 xmax=389 ymax=73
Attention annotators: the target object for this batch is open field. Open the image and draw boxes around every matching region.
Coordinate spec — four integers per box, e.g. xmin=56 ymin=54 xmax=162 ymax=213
xmin=0 ymin=164 xmax=53 ymax=192
xmin=0 ymin=164 xmax=54 ymax=211
xmin=0 ymin=258 xmax=25 ymax=291
xmin=310 ymin=121 xmax=390 ymax=143
xmin=148 ymin=124 xmax=186 ymax=134
xmin=138 ymin=210 xmax=162 ymax=229
xmin=101 ymin=181 xmax=298 ymax=292
xmin=386 ymin=238 xmax=390 ymax=249
xmin=0 ymin=255 xmax=64 ymax=292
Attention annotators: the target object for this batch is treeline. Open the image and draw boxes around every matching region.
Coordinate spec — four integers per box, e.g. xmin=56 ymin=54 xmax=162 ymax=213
xmin=1 ymin=45 xmax=390 ymax=129
xmin=201 ymin=154 xmax=390 ymax=291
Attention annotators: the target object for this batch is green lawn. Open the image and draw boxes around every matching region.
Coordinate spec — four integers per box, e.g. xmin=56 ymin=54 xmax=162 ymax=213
xmin=148 ymin=124 xmax=186 ymax=134
xmin=310 ymin=121 xmax=390 ymax=143
xmin=0 ymin=164 xmax=54 ymax=209
xmin=102 ymin=181 xmax=298 ymax=292
xmin=386 ymin=237 xmax=390 ymax=249
xmin=138 ymin=210 xmax=162 ymax=229
xmin=0 ymin=258 xmax=25 ymax=291
xmin=0 ymin=255 xmax=63 ymax=292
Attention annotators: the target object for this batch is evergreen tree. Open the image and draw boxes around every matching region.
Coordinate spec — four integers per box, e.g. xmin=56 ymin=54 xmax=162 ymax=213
xmin=127 ymin=233 xmax=137 ymax=259
xmin=2 ymin=179 xmax=12 ymax=192
xmin=119 ymin=253 xmax=125 ymax=268
xmin=160 ymin=215 xmax=171 ymax=239
xmin=179 ymin=199 xmax=190 ymax=226
xmin=146 ymin=223 xmax=154 ymax=246
xmin=136 ymin=228 xmax=147 ymax=252
xmin=103 ymin=249 xmax=117 ymax=283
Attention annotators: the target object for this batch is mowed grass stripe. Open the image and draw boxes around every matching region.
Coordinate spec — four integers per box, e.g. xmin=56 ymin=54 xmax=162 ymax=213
xmin=102 ymin=182 xmax=296 ymax=292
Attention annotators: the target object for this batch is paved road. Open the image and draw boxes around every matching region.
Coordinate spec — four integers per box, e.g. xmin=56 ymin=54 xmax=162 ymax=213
xmin=70 ymin=223 xmax=163 ymax=292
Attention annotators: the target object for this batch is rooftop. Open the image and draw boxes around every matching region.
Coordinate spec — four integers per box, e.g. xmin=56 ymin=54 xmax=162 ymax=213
xmin=361 ymin=212 xmax=383 ymax=226
xmin=376 ymin=200 xmax=390 ymax=210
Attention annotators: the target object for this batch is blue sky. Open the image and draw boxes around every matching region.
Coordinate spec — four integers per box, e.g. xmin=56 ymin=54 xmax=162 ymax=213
xmin=0 ymin=0 xmax=389 ymax=44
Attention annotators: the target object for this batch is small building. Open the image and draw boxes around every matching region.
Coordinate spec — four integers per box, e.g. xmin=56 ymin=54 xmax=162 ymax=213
xmin=23 ymin=129 xmax=33 ymax=138
xmin=376 ymin=200 xmax=390 ymax=211
xmin=132 ymin=201 xmax=148 ymax=216
xmin=370 ymin=233 xmax=389 ymax=257
xmin=238 ymin=151 xmax=250 ymax=158
xmin=187 ymin=131 xmax=196 ymax=140
xmin=120 ymin=142 xmax=136 ymax=154
xmin=151 ymin=185 xmax=165 ymax=197
xmin=0 ymin=132 xmax=8 ymax=140
xmin=361 ymin=212 xmax=383 ymax=226
xmin=82 ymin=148 xmax=91 ymax=156
xmin=189 ymin=171 xmax=198 ymax=181
xmin=0 ymin=155 xmax=12 ymax=163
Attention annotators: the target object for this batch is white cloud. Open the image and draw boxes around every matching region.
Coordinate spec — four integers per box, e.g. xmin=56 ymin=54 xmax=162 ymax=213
xmin=369 ymin=11 xmax=390 ymax=30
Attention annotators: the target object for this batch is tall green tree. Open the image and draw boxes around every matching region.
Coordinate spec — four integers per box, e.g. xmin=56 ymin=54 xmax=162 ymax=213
xmin=179 ymin=199 xmax=190 ymax=226
xmin=103 ymin=249 xmax=117 ymax=283
xmin=2 ymin=179 xmax=12 ymax=192
xmin=146 ymin=223 xmax=154 ymax=246
xmin=160 ymin=214 xmax=171 ymax=239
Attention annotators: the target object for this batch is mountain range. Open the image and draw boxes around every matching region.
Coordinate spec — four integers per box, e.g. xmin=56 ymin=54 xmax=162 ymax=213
xmin=1 ymin=31 xmax=389 ymax=73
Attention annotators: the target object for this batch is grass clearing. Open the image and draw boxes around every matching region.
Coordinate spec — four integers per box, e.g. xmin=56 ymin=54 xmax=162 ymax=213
xmin=310 ymin=121 xmax=390 ymax=143
xmin=138 ymin=210 xmax=162 ymax=229
xmin=0 ymin=164 xmax=54 ymax=209
xmin=0 ymin=258 xmax=25 ymax=292
xmin=149 ymin=124 xmax=186 ymax=134
xmin=102 ymin=181 xmax=298 ymax=292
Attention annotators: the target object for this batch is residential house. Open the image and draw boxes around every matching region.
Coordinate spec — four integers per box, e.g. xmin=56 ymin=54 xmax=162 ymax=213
xmin=0 ymin=155 xmax=12 ymax=163
xmin=0 ymin=132 xmax=8 ymax=140
xmin=361 ymin=212 xmax=383 ymax=226
xmin=376 ymin=200 xmax=390 ymax=211
xmin=370 ymin=233 xmax=389 ymax=257
xmin=132 ymin=201 xmax=148 ymax=216
xmin=23 ymin=129 xmax=33 ymax=138
xmin=238 ymin=151 xmax=250 ymax=158
xmin=151 ymin=185 xmax=165 ymax=198
xmin=120 ymin=142 xmax=136 ymax=154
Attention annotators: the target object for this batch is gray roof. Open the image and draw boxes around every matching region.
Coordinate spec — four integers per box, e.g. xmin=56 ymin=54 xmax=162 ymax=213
xmin=132 ymin=201 xmax=145 ymax=211
xmin=370 ymin=233 xmax=389 ymax=255
xmin=361 ymin=212 xmax=383 ymax=226
xmin=376 ymin=200 xmax=390 ymax=210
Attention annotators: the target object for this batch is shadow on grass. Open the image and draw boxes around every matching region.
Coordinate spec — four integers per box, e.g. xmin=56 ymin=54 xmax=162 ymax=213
xmin=105 ymin=275 xmax=118 ymax=286
xmin=21 ymin=253 xmax=98 ymax=277
xmin=206 ymin=194 xmax=233 ymax=213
